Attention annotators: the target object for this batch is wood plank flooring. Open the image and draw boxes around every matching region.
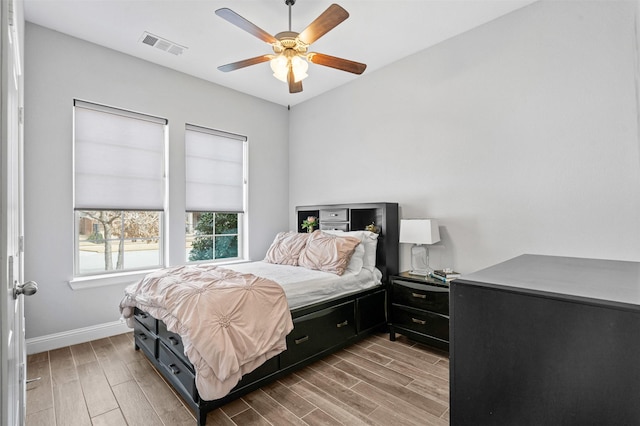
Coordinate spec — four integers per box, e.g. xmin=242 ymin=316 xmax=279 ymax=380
xmin=26 ymin=332 xmax=449 ymax=426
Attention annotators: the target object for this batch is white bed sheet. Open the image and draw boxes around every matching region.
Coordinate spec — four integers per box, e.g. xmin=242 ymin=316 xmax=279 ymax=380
xmin=224 ymin=261 xmax=383 ymax=309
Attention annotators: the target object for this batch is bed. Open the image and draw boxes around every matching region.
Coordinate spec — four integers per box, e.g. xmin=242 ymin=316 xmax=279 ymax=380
xmin=121 ymin=202 xmax=399 ymax=425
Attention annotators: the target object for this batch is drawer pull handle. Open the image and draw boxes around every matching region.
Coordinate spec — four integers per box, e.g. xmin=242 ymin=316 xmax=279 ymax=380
xmin=330 ymin=213 xmax=338 ymax=217
xmin=138 ymin=333 xmax=147 ymax=341
xmin=168 ymin=364 xmax=180 ymax=375
xmin=336 ymin=320 xmax=349 ymax=328
xmin=140 ymin=313 xmax=148 ymax=319
xmin=295 ymin=336 xmax=309 ymax=345
xmin=412 ymin=318 xmax=427 ymax=325
xmin=412 ymin=293 xmax=427 ymax=299
xmin=168 ymin=336 xmax=179 ymax=346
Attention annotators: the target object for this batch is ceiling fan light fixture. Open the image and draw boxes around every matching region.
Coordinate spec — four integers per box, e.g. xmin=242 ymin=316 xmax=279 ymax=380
xmin=291 ymin=55 xmax=309 ymax=82
xmin=270 ymin=54 xmax=308 ymax=83
xmin=270 ymin=55 xmax=289 ymax=82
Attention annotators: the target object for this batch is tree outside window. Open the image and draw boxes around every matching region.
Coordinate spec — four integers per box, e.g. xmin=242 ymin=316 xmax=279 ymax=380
xmin=76 ymin=210 xmax=162 ymax=274
xmin=187 ymin=212 xmax=239 ymax=261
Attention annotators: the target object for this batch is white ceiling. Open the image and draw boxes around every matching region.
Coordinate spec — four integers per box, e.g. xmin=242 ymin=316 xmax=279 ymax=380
xmin=23 ymin=0 xmax=538 ymax=107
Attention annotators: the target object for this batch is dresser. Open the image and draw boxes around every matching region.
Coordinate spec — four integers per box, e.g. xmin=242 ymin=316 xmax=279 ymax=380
xmin=388 ymin=272 xmax=449 ymax=351
xmin=450 ymin=254 xmax=640 ymax=425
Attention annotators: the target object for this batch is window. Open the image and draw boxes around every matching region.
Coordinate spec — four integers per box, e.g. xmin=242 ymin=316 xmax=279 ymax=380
xmin=73 ymin=100 xmax=167 ymax=276
xmin=184 ymin=124 xmax=246 ymax=262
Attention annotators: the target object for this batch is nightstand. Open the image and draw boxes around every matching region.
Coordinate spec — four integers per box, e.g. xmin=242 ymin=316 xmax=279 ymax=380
xmin=388 ymin=272 xmax=449 ymax=351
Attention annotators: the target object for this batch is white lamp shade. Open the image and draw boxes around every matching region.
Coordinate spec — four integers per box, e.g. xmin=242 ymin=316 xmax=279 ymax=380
xmin=399 ymin=219 xmax=440 ymax=244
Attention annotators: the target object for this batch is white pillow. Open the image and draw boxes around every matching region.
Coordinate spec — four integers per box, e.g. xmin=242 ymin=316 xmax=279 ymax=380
xmin=345 ymin=243 xmax=365 ymax=274
xmin=322 ymin=230 xmax=378 ymax=272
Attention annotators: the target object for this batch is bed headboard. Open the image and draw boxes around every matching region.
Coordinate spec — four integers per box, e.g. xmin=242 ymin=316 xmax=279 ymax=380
xmin=295 ymin=202 xmax=399 ymax=283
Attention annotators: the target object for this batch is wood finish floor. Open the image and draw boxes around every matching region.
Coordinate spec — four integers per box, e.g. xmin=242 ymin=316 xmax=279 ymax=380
xmin=25 ymin=332 xmax=449 ymax=426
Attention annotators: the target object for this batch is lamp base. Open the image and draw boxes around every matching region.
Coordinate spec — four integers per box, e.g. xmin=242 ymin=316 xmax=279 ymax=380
xmin=410 ymin=244 xmax=434 ymax=277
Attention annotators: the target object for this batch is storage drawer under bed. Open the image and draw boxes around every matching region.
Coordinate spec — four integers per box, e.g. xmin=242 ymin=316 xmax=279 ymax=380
xmin=133 ymin=320 xmax=157 ymax=360
xmin=133 ymin=307 xmax=157 ymax=334
xmin=158 ymin=340 xmax=198 ymax=401
xmin=281 ymin=300 xmax=356 ymax=368
xmin=158 ymin=321 xmax=188 ymax=365
xmin=233 ymin=356 xmax=279 ymax=392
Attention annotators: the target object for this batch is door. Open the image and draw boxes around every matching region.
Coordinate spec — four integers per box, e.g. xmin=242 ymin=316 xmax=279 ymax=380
xmin=1 ymin=1 xmax=33 ymax=425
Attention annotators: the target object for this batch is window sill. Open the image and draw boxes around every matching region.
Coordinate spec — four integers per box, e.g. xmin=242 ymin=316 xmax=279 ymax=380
xmin=67 ymin=259 xmax=252 ymax=290
xmin=68 ymin=269 xmax=158 ymax=290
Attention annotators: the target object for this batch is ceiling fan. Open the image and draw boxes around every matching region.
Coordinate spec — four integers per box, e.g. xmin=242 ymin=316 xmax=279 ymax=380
xmin=215 ymin=1 xmax=367 ymax=94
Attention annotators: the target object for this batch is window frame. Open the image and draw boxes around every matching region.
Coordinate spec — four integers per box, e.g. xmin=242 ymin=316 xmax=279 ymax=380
xmin=72 ymin=100 xmax=168 ymax=278
xmin=184 ymin=123 xmax=248 ymax=264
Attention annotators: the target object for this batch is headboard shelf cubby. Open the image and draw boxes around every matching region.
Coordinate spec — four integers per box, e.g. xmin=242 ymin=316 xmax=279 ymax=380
xmin=295 ymin=202 xmax=399 ymax=282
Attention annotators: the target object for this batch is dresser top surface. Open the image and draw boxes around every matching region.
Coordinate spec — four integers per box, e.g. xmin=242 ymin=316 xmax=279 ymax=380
xmin=457 ymin=254 xmax=640 ymax=308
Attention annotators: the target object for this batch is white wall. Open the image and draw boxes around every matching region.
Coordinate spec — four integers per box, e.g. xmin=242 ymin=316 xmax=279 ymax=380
xmin=23 ymin=24 xmax=289 ymax=340
xmin=289 ymin=0 xmax=640 ymax=274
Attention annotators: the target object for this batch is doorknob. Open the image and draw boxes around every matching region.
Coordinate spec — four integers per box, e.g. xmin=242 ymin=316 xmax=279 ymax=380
xmin=14 ymin=281 xmax=37 ymax=298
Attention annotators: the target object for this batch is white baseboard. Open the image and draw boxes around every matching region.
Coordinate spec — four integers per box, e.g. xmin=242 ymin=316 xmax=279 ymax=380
xmin=26 ymin=320 xmax=132 ymax=354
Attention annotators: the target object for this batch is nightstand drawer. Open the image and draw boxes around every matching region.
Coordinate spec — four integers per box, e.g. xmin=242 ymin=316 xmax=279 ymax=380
xmin=391 ymin=279 xmax=449 ymax=315
xmin=319 ymin=208 xmax=349 ymax=222
xmin=391 ymin=305 xmax=449 ymax=342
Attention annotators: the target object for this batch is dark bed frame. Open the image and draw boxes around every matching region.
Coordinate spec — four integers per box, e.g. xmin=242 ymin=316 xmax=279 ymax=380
xmin=132 ymin=202 xmax=399 ymax=425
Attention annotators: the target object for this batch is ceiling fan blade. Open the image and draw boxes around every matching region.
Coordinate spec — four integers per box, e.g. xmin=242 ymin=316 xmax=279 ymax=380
xmin=298 ymin=4 xmax=349 ymax=45
xmin=215 ymin=8 xmax=277 ymax=44
xmin=307 ymin=53 xmax=366 ymax=74
xmin=288 ymin=66 xmax=303 ymax=94
xmin=218 ymin=55 xmax=273 ymax=72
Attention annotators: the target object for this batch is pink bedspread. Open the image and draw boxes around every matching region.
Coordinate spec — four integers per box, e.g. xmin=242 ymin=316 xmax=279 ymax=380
xmin=119 ymin=264 xmax=294 ymax=400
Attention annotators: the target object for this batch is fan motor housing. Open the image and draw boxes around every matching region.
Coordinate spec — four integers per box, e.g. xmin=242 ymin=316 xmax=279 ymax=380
xmin=273 ymin=31 xmax=308 ymax=54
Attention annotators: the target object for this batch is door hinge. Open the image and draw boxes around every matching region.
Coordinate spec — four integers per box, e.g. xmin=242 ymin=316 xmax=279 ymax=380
xmin=18 ymin=107 xmax=23 ymax=125
xmin=19 ymin=364 xmax=24 ymax=382
xmin=19 ymin=236 xmax=24 ymax=253
xmin=8 ymin=256 xmax=14 ymax=292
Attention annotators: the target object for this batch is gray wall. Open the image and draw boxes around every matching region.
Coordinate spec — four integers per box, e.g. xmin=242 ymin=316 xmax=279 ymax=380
xmin=289 ymin=0 xmax=640 ymax=274
xmin=23 ymin=24 xmax=289 ymax=339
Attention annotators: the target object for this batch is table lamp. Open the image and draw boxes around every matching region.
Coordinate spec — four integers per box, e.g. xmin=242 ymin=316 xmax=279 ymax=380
xmin=399 ymin=219 xmax=440 ymax=276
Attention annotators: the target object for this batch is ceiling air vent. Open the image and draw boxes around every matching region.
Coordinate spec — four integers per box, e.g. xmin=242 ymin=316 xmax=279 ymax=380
xmin=139 ymin=31 xmax=187 ymax=56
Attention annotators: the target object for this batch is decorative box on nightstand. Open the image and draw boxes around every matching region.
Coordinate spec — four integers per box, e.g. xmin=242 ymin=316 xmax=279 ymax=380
xmin=388 ymin=272 xmax=449 ymax=351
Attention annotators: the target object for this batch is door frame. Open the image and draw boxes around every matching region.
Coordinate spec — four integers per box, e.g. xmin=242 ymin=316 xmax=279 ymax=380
xmin=1 ymin=0 xmax=26 ymax=424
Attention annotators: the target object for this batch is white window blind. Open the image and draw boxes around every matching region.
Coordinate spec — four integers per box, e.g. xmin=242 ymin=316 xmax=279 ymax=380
xmin=74 ymin=100 xmax=167 ymax=210
xmin=185 ymin=124 xmax=246 ymax=213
